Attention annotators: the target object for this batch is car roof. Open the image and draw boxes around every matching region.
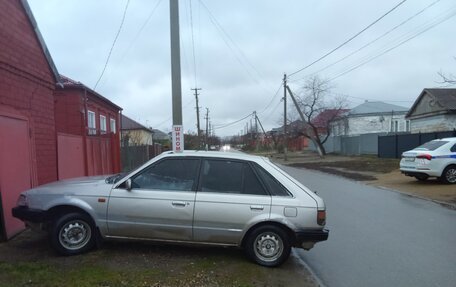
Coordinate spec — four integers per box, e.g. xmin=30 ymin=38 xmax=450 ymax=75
xmin=431 ymin=137 xmax=456 ymax=142
xmin=160 ymin=150 xmax=268 ymax=162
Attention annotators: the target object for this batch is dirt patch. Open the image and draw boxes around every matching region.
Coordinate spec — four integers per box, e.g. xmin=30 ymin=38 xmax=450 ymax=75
xmin=266 ymin=151 xmax=456 ymax=207
xmin=0 ymin=230 xmax=317 ymax=287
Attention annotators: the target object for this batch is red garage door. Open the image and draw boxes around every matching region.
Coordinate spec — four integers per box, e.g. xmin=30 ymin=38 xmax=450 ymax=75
xmin=0 ymin=115 xmax=31 ymax=240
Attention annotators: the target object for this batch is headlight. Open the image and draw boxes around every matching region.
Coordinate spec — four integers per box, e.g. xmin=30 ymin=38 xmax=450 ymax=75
xmin=16 ymin=194 xmax=28 ymax=207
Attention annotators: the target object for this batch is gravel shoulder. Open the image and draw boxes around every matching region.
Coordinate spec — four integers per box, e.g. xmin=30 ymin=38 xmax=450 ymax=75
xmin=0 ymin=229 xmax=318 ymax=287
xmin=267 ymin=151 xmax=456 ymax=208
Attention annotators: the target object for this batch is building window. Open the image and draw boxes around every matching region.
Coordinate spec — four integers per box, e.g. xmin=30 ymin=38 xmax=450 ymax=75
xmin=88 ymin=110 xmax=96 ymax=135
xmin=100 ymin=115 xmax=107 ymax=134
xmin=110 ymin=118 xmax=116 ymax=134
xmin=406 ymin=120 xmax=410 ymax=132
xmin=391 ymin=120 xmax=399 ymax=132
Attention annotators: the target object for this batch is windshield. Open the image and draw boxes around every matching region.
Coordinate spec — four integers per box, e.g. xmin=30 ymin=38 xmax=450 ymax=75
xmin=105 ymin=172 xmax=128 ymax=184
xmin=415 ymin=141 xmax=448 ymax=151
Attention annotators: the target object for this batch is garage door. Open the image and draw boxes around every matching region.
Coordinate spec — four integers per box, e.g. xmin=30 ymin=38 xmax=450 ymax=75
xmin=0 ymin=115 xmax=31 ymax=240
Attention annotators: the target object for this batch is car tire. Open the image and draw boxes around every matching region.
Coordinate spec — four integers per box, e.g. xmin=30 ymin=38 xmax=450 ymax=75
xmin=440 ymin=165 xmax=456 ymax=184
xmin=50 ymin=212 xmax=96 ymax=255
xmin=245 ymin=225 xmax=291 ymax=267
xmin=414 ymin=174 xmax=429 ymax=181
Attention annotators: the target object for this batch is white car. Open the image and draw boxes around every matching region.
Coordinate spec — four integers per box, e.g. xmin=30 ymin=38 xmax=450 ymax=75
xmin=13 ymin=151 xmax=328 ymax=267
xmin=400 ymin=137 xmax=456 ymax=184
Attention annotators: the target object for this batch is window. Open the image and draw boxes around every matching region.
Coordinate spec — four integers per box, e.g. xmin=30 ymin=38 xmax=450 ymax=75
xmin=254 ymin=164 xmax=291 ymax=196
xmin=415 ymin=141 xmax=448 ymax=151
xmin=87 ymin=110 xmax=96 ymax=135
xmin=110 ymin=118 xmax=116 ymax=134
xmin=391 ymin=120 xmax=399 ymax=132
xmin=406 ymin=120 xmax=410 ymax=132
xmin=200 ymin=159 xmax=267 ymax=195
xmin=450 ymin=144 xmax=456 ymax=153
xmin=131 ymin=159 xmax=199 ymax=191
xmin=100 ymin=115 xmax=107 ymax=134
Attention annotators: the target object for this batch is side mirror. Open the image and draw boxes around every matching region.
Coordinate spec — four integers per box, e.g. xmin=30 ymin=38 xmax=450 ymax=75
xmin=126 ymin=179 xmax=132 ymax=191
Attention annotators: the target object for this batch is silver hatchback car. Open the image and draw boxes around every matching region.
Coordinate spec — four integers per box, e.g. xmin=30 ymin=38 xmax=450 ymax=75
xmin=13 ymin=151 xmax=328 ymax=267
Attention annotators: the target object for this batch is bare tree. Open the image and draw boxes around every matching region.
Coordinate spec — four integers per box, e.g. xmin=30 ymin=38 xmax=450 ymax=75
xmin=288 ymin=76 xmax=347 ymax=156
xmin=437 ymin=58 xmax=456 ymax=86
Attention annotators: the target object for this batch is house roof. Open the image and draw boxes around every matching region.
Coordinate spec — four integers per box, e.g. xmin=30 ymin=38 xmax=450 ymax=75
xmin=349 ymin=101 xmax=408 ymax=115
xmin=151 ymin=129 xmax=170 ymax=140
xmin=121 ymin=114 xmax=152 ymax=132
xmin=59 ymin=75 xmax=122 ymax=111
xmin=312 ymin=109 xmax=349 ymax=128
xmin=406 ymin=88 xmax=456 ymax=117
xmin=20 ymin=0 xmax=61 ymax=85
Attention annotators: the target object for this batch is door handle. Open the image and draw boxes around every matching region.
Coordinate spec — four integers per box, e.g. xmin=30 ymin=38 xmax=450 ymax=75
xmin=250 ymin=205 xmax=264 ymax=211
xmin=172 ymin=201 xmax=187 ymax=207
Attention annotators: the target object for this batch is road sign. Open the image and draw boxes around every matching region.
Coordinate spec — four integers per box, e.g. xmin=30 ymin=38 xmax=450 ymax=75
xmin=172 ymin=125 xmax=184 ymax=152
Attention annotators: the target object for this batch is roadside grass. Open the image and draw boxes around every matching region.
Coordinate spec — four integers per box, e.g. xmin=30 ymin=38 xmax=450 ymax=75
xmin=0 ymin=231 xmax=316 ymax=287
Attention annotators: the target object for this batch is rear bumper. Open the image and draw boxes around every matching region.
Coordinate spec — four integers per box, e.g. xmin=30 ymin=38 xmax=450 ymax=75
xmin=295 ymin=229 xmax=329 ymax=250
xmin=12 ymin=206 xmax=46 ymax=223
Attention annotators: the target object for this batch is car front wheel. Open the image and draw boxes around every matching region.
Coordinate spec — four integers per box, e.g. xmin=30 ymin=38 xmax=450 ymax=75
xmin=245 ymin=225 xmax=291 ymax=267
xmin=50 ymin=212 xmax=96 ymax=255
xmin=441 ymin=165 xmax=456 ymax=184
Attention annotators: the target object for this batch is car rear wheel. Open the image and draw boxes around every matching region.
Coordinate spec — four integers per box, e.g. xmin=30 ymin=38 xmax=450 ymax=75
xmin=414 ymin=174 xmax=429 ymax=181
xmin=245 ymin=225 xmax=291 ymax=267
xmin=50 ymin=212 xmax=96 ymax=255
xmin=441 ymin=165 xmax=456 ymax=184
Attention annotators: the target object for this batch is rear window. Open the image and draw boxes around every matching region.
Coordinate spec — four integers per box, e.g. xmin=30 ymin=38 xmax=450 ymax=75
xmin=415 ymin=141 xmax=448 ymax=151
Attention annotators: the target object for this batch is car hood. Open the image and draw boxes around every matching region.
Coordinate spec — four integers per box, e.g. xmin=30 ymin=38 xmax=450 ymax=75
xmin=26 ymin=175 xmax=114 ymax=197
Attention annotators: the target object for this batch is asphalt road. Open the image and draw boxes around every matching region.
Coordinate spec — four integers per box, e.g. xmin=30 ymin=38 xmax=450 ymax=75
xmin=281 ymin=165 xmax=456 ymax=287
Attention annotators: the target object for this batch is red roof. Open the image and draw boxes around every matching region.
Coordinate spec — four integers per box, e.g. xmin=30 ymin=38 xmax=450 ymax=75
xmin=311 ymin=109 xmax=349 ymax=128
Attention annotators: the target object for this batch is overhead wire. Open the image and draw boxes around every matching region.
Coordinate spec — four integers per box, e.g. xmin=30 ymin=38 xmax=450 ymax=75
xmin=288 ymin=0 xmax=408 ymax=78
xmin=290 ymin=0 xmax=442 ymax=83
xmin=328 ymin=7 xmax=456 ymax=81
xmin=94 ymin=0 xmax=131 ymax=90
xmin=213 ymin=113 xmax=254 ymax=130
xmin=259 ymin=83 xmax=283 ymax=115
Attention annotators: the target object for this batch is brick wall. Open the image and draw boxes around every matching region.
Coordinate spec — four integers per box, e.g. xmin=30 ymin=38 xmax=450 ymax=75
xmin=0 ymin=0 xmax=57 ymax=185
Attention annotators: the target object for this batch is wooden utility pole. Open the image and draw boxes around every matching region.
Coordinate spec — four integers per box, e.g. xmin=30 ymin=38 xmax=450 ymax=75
xmin=192 ymin=87 xmax=202 ymax=147
xmin=283 ymin=73 xmax=288 ymax=161
xmin=170 ymin=0 xmax=183 ymax=152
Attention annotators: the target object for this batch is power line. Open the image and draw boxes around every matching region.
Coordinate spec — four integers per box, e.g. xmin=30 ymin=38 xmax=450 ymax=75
xmin=328 ymin=8 xmax=456 ymax=81
xmin=291 ymin=0 xmax=442 ymax=83
xmin=288 ymin=0 xmax=408 ymax=77
xmin=213 ymin=113 xmax=253 ymax=130
xmin=259 ymin=83 xmax=283 ymax=115
xmin=94 ymin=0 xmax=131 ymax=90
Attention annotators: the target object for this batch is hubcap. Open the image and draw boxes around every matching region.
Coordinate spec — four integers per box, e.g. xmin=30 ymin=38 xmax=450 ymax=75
xmin=254 ymin=232 xmax=283 ymax=262
xmin=446 ymin=168 xmax=456 ymax=183
xmin=59 ymin=220 xmax=91 ymax=250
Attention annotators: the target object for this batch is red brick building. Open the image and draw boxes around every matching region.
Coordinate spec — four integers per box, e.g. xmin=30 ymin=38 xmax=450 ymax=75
xmin=0 ymin=0 xmax=60 ymax=240
xmin=54 ymin=75 xmax=122 ymax=179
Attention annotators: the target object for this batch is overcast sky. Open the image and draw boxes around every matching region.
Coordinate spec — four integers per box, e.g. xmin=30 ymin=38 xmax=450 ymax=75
xmin=28 ymin=0 xmax=456 ymax=137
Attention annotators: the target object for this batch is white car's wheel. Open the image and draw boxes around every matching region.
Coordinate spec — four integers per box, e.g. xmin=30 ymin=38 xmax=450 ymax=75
xmin=245 ymin=225 xmax=291 ymax=267
xmin=441 ymin=165 xmax=456 ymax=184
xmin=51 ymin=212 xmax=96 ymax=255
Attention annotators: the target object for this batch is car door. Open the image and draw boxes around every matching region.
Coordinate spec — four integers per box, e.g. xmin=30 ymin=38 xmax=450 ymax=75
xmin=106 ymin=158 xmax=200 ymax=241
xmin=193 ymin=158 xmax=271 ymax=244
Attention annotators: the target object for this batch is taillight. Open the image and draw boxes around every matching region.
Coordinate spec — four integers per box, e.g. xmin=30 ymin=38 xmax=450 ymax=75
xmin=317 ymin=210 xmax=326 ymax=226
xmin=416 ymin=154 xmax=432 ymax=161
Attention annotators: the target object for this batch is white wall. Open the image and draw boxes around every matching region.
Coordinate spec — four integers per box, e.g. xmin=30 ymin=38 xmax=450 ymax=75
xmin=410 ymin=114 xmax=456 ymax=133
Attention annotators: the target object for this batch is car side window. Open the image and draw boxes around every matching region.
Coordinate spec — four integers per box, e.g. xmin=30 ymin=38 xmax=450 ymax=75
xmin=131 ymin=159 xmax=199 ymax=191
xmin=254 ymin=164 xmax=291 ymax=197
xmin=200 ymin=159 xmax=267 ymax=195
xmin=451 ymin=144 xmax=456 ymax=152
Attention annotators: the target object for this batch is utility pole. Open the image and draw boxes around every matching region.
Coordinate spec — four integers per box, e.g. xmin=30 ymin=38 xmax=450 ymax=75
xmin=283 ymin=73 xmax=288 ymax=161
xmin=192 ymin=87 xmax=202 ymax=148
xmin=205 ymin=108 xmax=209 ymax=150
xmin=170 ymin=0 xmax=183 ymax=152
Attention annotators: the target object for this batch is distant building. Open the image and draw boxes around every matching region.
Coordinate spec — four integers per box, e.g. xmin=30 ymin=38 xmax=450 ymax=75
xmin=331 ymin=101 xmax=409 ymax=136
xmin=151 ymin=128 xmax=171 ymax=141
xmin=121 ymin=115 xmax=153 ymax=146
xmin=406 ymin=88 xmax=456 ymax=133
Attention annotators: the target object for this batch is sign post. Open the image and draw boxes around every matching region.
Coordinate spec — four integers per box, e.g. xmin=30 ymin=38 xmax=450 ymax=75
xmin=172 ymin=125 xmax=184 ymax=152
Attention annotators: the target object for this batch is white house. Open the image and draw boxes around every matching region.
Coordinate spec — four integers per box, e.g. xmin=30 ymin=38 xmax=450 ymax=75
xmin=332 ymin=101 xmax=409 ymax=136
xmin=406 ymin=88 xmax=456 ymax=133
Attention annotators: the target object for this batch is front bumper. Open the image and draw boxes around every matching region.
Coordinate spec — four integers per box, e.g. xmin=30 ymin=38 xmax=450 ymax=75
xmin=295 ymin=229 xmax=329 ymax=250
xmin=12 ymin=206 xmax=46 ymax=223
